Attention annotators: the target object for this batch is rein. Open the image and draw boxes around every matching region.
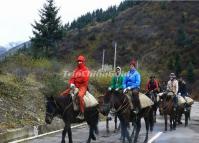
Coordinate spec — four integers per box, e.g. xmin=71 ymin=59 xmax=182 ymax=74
xmin=46 ymin=97 xmax=73 ymax=118
xmin=111 ymin=94 xmax=129 ymax=114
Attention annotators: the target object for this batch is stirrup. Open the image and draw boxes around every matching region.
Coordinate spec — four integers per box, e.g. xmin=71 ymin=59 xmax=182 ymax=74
xmin=76 ymin=112 xmax=84 ymax=120
xmin=132 ymin=108 xmax=139 ymax=114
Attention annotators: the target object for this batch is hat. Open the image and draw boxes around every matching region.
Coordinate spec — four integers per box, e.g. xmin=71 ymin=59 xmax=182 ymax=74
xmin=130 ymin=58 xmax=136 ymax=67
xmin=76 ymin=55 xmax=86 ymax=62
xmin=170 ymin=73 xmax=176 ymax=78
xmin=116 ymin=66 xmax=121 ymax=71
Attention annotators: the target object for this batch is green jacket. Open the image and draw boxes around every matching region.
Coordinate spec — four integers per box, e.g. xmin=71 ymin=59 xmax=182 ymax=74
xmin=110 ymin=75 xmax=124 ymax=89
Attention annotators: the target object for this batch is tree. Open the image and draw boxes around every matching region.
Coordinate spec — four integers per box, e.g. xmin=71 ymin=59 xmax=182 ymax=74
xmin=31 ymin=0 xmax=63 ymax=58
xmin=174 ymin=54 xmax=181 ymax=77
xmin=187 ymin=62 xmax=195 ymax=82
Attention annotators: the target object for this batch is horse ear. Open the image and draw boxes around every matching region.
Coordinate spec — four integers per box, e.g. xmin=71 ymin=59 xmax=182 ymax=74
xmin=45 ymin=95 xmax=54 ymax=101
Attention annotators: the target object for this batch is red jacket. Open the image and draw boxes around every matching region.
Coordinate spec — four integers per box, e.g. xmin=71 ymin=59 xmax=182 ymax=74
xmin=69 ymin=64 xmax=90 ymax=89
xmin=146 ymin=79 xmax=159 ymax=91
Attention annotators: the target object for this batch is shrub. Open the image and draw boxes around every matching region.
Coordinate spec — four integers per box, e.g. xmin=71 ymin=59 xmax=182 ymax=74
xmin=41 ymin=74 xmax=67 ymax=97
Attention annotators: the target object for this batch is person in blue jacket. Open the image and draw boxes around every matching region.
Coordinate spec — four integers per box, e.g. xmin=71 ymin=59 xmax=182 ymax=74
xmin=123 ymin=58 xmax=141 ymax=113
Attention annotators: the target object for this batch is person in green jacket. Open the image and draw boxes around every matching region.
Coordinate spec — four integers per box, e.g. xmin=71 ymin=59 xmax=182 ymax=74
xmin=108 ymin=66 xmax=124 ymax=91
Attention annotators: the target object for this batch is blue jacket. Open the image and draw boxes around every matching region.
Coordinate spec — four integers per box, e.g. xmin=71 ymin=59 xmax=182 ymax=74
xmin=123 ymin=69 xmax=141 ymax=89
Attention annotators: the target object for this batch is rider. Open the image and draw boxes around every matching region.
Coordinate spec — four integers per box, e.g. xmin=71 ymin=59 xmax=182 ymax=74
xmin=178 ymin=77 xmax=189 ymax=109
xmin=108 ymin=66 xmax=123 ymax=92
xmin=146 ymin=75 xmax=159 ymax=100
xmin=167 ymin=73 xmax=178 ymax=110
xmin=60 ymin=55 xmax=90 ymax=120
xmin=123 ymin=58 xmax=141 ymax=114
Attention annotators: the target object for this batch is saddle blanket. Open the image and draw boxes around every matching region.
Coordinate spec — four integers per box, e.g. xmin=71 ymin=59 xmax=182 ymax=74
xmin=139 ymin=92 xmax=154 ymax=109
xmin=70 ymin=88 xmax=98 ymax=111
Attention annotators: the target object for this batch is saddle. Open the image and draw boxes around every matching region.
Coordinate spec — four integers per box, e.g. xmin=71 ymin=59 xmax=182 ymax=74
xmin=70 ymin=88 xmax=98 ymax=111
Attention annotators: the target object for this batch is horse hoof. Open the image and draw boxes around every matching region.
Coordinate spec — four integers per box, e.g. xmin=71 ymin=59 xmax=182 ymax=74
xmin=91 ymin=135 xmax=96 ymax=140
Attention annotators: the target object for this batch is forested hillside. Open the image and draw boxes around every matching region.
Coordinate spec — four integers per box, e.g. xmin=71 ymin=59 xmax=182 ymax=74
xmin=59 ymin=1 xmax=199 ymax=98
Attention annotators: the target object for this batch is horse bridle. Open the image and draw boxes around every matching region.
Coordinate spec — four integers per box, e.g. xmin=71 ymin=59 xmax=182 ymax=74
xmin=46 ymin=97 xmax=73 ymax=119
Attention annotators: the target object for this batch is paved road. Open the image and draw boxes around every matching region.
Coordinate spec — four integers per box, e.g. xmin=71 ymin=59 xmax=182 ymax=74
xmin=22 ymin=102 xmax=199 ymax=143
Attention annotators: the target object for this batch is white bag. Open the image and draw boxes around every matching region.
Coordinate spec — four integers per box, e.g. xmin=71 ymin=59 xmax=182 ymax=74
xmin=185 ymin=96 xmax=194 ymax=105
xmin=139 ymin=92 xmax=154 ymax=109
xmin=177 ymin=95 xmax=186 ymax=105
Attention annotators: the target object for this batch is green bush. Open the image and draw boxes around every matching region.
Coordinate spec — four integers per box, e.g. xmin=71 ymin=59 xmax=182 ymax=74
xmin=41 ymin=74 xmax=67 ymax=97
xmin=90 ymin=73 xmax=112 ymax=94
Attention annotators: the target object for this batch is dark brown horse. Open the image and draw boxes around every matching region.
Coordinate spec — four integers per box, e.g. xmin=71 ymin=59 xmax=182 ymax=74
xmin=159 ymin=92 xmax=176 ymax=131
xmin=103 ymin=90 xmax=153 ymax=143
xmin=146 ymin=91 xmax=158 ymax=123
xmin=176 ymin=102 xmax=191 ymax=127
xmin=98 ymin=96 xmax=119 ymax=133
xmin=45 ymin=95 xmax=99 ymax=143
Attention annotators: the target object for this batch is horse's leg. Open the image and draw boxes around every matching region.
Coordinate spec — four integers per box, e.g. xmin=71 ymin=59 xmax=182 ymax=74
xmin=185 ymin=110 xmax=189 ymax=127
xmin=149 ymin=108 xmax=154 ymax=132
xmin=170 ymin=115 xmax=173 ymax=131
xmin=106 ymin=117 xmax=110 ymax=133
xmin=61 ymin=124 xmax=68 ymax=143
xmin=164 ymin=114 xmax=167 ymax=131
xmin=115 ymin=115 xmax=118 ymax=131
xmin=125 ymin=122 xmax=132 ymax=143
xmin=133 ymin=119 xmax=141 ymax=143
xmin=131 ymin=121 xmax=136 ymax=138
xmin=87 ymin=127 xmax=92 ymax=143
xmin=68 ymin=125 xmax=72 ymax=143
xmin=173 ymin=111 xmax=177 ymax=130
xmin=144 ymin=117 xmax=149 ymax=143
xmin=120 ymin=121 xmax=126 ymax=143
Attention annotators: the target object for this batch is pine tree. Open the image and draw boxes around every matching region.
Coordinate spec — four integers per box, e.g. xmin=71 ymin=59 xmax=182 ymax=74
xmin=31 ymin=0 xmax=63 ymax=58
xmin=174 ymin=54 xmax=181 ymax=77
xmin=187 ymin=62 xmax=195 ymax=82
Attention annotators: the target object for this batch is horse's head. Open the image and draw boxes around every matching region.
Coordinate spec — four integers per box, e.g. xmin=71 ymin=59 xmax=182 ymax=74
xmin=45 ymin=96 xmax=57 ymax=124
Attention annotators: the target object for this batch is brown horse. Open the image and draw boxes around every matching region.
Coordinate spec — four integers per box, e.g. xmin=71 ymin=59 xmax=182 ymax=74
xmin=159 ymin=92 xmax=177 ymax=131
xmin=103 ymin=90 xmax=153 ymax=143
xmin=45 ymin=95 xmax=99 ymax=143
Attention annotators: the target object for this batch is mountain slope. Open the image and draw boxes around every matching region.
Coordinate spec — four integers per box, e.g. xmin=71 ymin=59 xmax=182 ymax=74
xmin=0 ymin=47 xmax=7 ymax=55
xmin=59 ymin=1 xmax=199 ymax=98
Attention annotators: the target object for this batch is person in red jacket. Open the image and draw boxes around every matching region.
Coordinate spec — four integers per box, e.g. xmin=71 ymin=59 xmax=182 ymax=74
xmin=146 ymin=75 xmax=159 ymax=102
xmin=146 ymin=75 xmax=159 ymax=92
xmin=61 ymin=55 xmax=90 ymax=119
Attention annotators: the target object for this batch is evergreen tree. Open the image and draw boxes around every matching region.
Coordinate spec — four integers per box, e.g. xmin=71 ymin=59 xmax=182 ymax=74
xmin=31 ymin=0 xmax=63 ymax=58
xmin=174 ymin=54 xmax=181 ymax=77
xmin=168 ymin=57 xmax=174 ymax=70
xmin=187 ymin=62 xmax=195 ymax=82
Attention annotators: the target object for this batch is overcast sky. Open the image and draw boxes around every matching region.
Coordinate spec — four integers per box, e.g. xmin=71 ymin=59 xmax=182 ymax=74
xmin=0 ymin=0 xmax=122 ymax=48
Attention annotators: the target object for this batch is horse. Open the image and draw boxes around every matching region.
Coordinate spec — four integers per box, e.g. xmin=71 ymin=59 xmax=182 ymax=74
xmin=146 ymin=91 xmax=158 ymax=123
xmin=159 ymin=91 xmax=177 ymax=131
xmin=103 ymin=90 xmax=153 ymax=143
xmin=98 ymin=95 xmax=119 ymax=133
xmin=176 ymin=100 xmax=191 ymax=127
xmin=45 ymin=95 xmax=99 ymax=143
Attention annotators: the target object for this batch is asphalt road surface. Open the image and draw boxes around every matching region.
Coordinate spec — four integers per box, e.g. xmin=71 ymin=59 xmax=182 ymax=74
xmin=20 ymin=102 xmax=199 ymax=143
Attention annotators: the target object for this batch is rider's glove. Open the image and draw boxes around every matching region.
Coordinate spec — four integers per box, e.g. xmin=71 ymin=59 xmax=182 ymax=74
xmin=123 ymin=88 xmax=127 ymax=93
xmin=70 ymin=83 xmax=75 ymax=89
xmin=127 ymin=87 xmax=131 ymax=90
xmin=115 ymin=88 xmax=119 ymax=91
